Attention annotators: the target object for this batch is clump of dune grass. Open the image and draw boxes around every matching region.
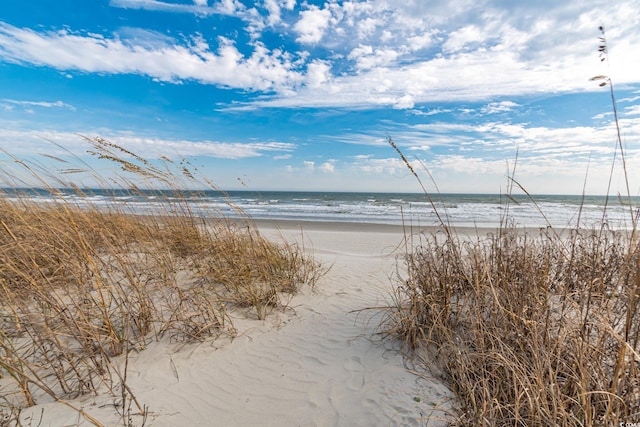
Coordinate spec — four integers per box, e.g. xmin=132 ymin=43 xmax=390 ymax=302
xmin=0 ymin=137 xmax=322 ymax=426
xmin=383 ymin=168 xmax=640 ymax=424
xmin=386 ymin=225 xmax=639 ymax=425
xmin=195 ymin=224 xmax=323 ymax=320
xmin=381 ymin=28 xmax=640 ymax=426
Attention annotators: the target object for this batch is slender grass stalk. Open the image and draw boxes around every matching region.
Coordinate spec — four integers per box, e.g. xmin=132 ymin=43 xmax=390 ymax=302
xmin=592 ymin=25 xmax=636 ymax=234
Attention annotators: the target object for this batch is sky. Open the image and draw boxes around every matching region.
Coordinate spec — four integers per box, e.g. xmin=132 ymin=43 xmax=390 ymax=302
xmin=1 ymin=0 xmax=640 ymax=194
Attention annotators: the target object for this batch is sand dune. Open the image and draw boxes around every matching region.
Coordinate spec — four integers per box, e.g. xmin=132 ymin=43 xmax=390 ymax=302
xmin=17 ymin=220 xmax=454 ymax=427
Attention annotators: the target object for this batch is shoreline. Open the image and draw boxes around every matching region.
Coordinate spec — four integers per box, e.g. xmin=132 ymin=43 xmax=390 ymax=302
xmin=248 ymin=217 xmax=498 ymax=235
xmin=245 ymin=217 xmax=568 ymax=241
xmin=247 ymin=217 xmax=628 ymax=241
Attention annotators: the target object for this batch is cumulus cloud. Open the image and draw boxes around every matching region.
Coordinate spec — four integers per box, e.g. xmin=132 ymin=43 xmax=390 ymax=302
xmin=274 ymin=0 xmax=639 ymax=108
xmin=442 ymin=25 xmax=487 ymax=53
xmin=406 ymin=32 xmax=435 ymax=51
xmin=348 ymin=45 xmax=399 ymax=70
xmin=393 ymin=95 xmax=414 ymax=109
xmin=356 ymin=17 xmax=382 ymax=39
xmin=263 ymin=0 xmax=282 ymax=25
xmin=318 ymin=161 xmax=335 ymax=173
xmin=306 ymin=59 xmax=331 ymax=87
xmin=294 ymin=4 xmax=332 ymax=44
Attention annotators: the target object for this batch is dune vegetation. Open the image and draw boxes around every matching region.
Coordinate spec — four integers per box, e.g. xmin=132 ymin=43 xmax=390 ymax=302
xmin=0 ymin=137 xmax=323 ymax=426
xmin=385 ymin=214 xmax=639 ymax=425
xmin=382 ymin=28 xmax=640 ymax=426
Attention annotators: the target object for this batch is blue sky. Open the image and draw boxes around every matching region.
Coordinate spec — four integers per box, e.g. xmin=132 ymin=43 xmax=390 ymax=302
xmin=1 ymin=0 xmax=640 ymax=194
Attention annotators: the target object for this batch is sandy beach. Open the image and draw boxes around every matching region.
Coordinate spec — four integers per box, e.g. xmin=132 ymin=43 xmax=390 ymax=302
xmin=15 ymin=219 xmax=456 ymax=427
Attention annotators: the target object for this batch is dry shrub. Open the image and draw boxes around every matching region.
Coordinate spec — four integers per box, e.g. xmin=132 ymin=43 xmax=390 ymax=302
xmin=0 ymin=198 xmax=232 ymax=420
xmin=384 ymin=34 xmax=640 ymax=421
xmin=0 ymin=137 xmax=322 ymax=425
xmin=385 ymin=226 xmax=640 ymax=425
xmin=197 ymin=223 xmax=323 ymax=319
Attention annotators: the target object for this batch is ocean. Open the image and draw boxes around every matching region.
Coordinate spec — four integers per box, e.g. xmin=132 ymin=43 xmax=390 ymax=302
xmin=2 ymin=189 xmax=639 ymax=230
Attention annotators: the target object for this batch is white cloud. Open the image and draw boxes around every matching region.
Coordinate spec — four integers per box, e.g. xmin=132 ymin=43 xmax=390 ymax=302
xmin=393 ymin=95 xmax=414 ymax=109
xmin=306 ymin=59 xmax=331 ymax=87
xmin=0 ymin=129 xmax=297 ymax=159
xmin=318 ymin=161 xmax=335 ymax=173
xmin=354 ymin=117 xmax=640 ymax=194
xmin=279 ymin=0 xmax=639 ymax=108
xmin=2 ymin=99 xmax=76 ymax=111
xmin=348 ymin=44 xmax=373 ymax=59
xmin=354 ymin=156 xmax=422 ymax=176
xmin=620 ymin=94 xmax=640 ymax=104
xmin=5 ymin=0 xmax=640 ymax=112
xmin=110 ymin=0 xmax=226 ymax=15
xmin=259 ymin=0 xmax=295 ymax=26
xmin=443 ymin=25 xmax=486 ymax=53
xmin=112 ymin=136 xmax=296 ymax=159
xmin=409 ymin=145 xmax=430 ymax=152
xmin=348 ymin=45 xmax=399 ymax=70
xmin=216 ymin=0 xmax=244 ymax=15
xmin=410 ymin=108 xmax=452 ymax=116
xmin=294 ymin=4 xmax=332 ymax=44
xmin=481 ymin=101 xmax=520 ymax=114
xmin=263 ymin=0 xmax=282 ymax=25
xmin=407 ymin=33 xmax=435 ymax=51
xmin=623 ymin=105 xmax=640 ymax=116
xmin=0 ymin=23 xmax=303 ymax=92
xmin=246 ymin=38 xmax=612 ymax=109
xmin=408 ymin=119 xmax=640 ymax=169
xmin=356 ymin=17 xmax=381 ymax=39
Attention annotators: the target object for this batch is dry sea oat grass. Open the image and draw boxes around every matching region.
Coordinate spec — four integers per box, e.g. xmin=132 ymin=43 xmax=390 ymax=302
xmin=386 ymin=226 xmax=640 ymax=425
xmin=0 ymin=137 xmax=322 ymax=426
xmin=382 ymin=29 xmax=640 ymax=425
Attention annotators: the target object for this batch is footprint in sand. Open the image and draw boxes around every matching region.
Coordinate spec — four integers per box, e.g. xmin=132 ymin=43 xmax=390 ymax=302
xmin=344 ymin=356 xmax=365 ymax=391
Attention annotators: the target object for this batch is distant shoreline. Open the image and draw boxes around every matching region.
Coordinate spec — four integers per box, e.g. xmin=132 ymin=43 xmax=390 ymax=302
xmin=246 ymin=217 xmax=565 ymax=239
xmin=2 ymin=187 xmax=637 ymax=230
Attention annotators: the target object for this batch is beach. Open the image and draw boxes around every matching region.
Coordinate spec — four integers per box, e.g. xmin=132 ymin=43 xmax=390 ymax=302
xmin=14 ymin=219 xmax=456 ymax=427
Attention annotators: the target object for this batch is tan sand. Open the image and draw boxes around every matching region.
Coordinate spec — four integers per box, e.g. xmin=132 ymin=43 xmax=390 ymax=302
xmin=16 ymin=219 xmax=459 ymax=427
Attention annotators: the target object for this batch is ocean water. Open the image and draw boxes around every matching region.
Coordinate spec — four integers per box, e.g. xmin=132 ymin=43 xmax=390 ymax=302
xmin=2 ymin=189 xmax=639 ymax=229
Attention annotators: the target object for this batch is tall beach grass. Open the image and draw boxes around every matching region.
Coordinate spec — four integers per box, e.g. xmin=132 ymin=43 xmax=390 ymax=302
xmin=386 ymin=222 xmax=639 ymax=425
xmin=0 ymin=137 xmax=323 ymax=426
xmin=382 ymin=27 xmax=639 ymax=426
